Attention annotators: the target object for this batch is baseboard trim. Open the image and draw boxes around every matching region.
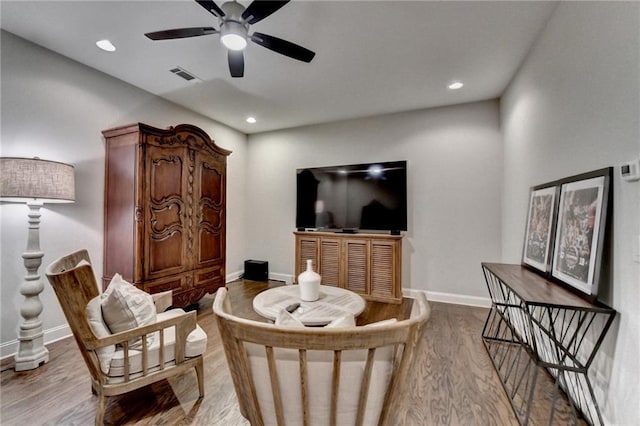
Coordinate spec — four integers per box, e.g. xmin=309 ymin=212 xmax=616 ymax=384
xmin=226 ymin=270 xmax=244 ymax=283
xmin=1 ymin=323 xmax=72 ymax=362
xmin=403 ymin=288 xmax=492 ymax=308
xmin=227 ymin=270 xmax=294 ymax=285
xmin=269 ymin=273 xmax=294 ymax=285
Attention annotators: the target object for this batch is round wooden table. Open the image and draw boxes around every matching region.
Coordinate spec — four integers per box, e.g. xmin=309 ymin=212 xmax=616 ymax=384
xmin=252 ymin=285 xmax=366 ymax=326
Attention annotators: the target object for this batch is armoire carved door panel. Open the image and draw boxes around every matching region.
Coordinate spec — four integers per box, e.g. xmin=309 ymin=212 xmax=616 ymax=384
xmin=194 ymin=153 xmax=225 ymax=269
xmin=144 ymin=145 xmax=189 ymax=279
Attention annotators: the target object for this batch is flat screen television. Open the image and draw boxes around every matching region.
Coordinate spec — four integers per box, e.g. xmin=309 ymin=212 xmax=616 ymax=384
xmin=296 ymin=161 xmax=407 ymax=232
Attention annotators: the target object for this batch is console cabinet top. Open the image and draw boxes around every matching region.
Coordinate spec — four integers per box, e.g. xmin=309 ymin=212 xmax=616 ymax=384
xmin=482 ymin=262 xmax=611 ymax=310
xmin=294 ymin=231 xmax=403 ymax=241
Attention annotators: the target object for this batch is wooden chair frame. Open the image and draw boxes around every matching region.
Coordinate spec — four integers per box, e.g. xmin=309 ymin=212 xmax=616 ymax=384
xmin=45 ymin=249 xmax=204 ymax=425
xmin=213 ymin=287 xmax=430 ymax=426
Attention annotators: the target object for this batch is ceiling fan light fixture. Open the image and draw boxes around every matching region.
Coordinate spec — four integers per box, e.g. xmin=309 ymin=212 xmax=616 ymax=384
xmin=221 ymin=33 xmax=247 ymax=50
xmin=220 ymin=21 xmax=247 ymax=50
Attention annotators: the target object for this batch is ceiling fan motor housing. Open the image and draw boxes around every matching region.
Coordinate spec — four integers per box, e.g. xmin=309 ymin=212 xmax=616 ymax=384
xmin=219 ymin=1 xmax=249 ymax=50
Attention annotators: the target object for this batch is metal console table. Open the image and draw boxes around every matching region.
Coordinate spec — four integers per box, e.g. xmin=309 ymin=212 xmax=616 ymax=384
xmin=481 ymin=263 xmax=616 ymax=426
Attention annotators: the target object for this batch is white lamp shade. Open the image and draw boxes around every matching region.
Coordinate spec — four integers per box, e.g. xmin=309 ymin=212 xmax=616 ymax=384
xmin=0 ymin=157 xmax=75 ymax=203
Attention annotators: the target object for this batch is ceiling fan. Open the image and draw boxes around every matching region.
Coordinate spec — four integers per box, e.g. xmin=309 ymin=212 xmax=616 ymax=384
xmin=145 ymin=0 xmax=316 ymax=78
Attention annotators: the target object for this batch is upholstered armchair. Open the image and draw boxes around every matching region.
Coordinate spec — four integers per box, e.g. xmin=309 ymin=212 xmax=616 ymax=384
xmin=213 ymin=287 xmax=430 ymax=426
xmin=45 ymin=249 xmax=206 ymax=425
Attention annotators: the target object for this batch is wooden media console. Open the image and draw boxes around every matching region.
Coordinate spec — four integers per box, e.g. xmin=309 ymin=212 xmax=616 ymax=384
xmin=294 ymin=231 xmax=403 ymax=303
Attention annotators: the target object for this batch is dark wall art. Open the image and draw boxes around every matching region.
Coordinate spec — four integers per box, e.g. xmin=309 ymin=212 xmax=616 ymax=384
xmin=551 ymin=171 xmax=611 ymax=296
xmin=523 ymin=168 xmax=612 ymax=299
xmin=523 ymin=185 xmax=558 ymax=273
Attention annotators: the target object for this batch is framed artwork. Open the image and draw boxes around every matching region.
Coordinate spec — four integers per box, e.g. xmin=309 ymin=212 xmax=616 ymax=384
xmin=522 ymin=185 xmax=558 ymax=273
xmin=551 ymin=169 xmax=611 ymax=296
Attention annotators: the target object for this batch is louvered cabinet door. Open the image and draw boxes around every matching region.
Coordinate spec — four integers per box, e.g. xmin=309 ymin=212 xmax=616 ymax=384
xmin=370 ymin=239 xmax=401 ymax=300
xmin=319 ymin=238 xmax=340 ymax=287
xmin=295 ymin=235 xmax=320 ymax=279
xmin=344 ymin=239 xmax=369 ymax=294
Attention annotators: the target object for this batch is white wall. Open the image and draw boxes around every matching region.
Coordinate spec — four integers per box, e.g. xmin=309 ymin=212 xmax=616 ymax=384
xmin=0 ymin=31 xmax=247 ymax=356
xmin=501 ymin=2 xmax=639 ymax=423
xmin=245 ymin=101 xmax=503 ymax=302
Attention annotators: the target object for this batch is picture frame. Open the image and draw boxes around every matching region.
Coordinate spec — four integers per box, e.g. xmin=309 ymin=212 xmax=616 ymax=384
xmin=522 ymin=184 xmax=558 ymax=273
xmin=551 ymin=168 xmax=611 ymax=296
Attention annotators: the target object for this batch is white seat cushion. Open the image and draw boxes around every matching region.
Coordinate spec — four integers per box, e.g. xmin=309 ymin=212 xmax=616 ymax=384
xmin=244 ymin=335 xmax=393 ymax=426
xmin=325 ymin=313 xmax=356 ymax=328
xmin=107 ymin=309 xmax=207 ymax=380
xmin=86 ymin=296 xmax=116 ymax=374
xmin=364 ymin=318 xmax=397 ymax=327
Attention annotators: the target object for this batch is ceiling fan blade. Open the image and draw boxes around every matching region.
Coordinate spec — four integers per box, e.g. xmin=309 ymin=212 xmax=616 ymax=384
xmin=242 ymin=1 xmax=289 ymax=25
xmin=228 ymin=50 xmax=244 ymax=78
xmin=145 ymin=27 xmax=217 ymax=40
xmin=195 ymin=0 xmax=225 ymax=17
xmin=251 ymin=32 xmax=315 ymax=63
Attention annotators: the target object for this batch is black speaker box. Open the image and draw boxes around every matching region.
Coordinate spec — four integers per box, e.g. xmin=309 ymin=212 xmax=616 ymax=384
xmin=244 ymin=260 xmax=268 ymax=281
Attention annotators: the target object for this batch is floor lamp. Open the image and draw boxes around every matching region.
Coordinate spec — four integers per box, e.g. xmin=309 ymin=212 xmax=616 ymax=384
xmin=0 ymin=157 xmax=75 ymax=371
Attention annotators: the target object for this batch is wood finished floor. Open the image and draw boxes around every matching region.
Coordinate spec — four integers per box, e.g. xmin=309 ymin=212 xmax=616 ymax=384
xmin=1 ymin=281 xmax=522 ymax=426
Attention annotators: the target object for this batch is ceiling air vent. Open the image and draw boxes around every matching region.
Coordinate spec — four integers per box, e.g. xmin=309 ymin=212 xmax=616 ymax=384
xmin=170 ymin=67 xmax=201 ymax=83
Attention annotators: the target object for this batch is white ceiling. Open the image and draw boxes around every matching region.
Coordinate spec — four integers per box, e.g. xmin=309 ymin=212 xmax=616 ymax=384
xmin=1 ymin=0 xmax=558 ymax=134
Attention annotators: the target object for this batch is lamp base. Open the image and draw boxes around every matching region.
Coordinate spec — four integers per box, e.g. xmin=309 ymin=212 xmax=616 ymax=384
xmin=14 ymin=201 xmax=50 ymax=371
xmin=14 ymin=337 xmax=49 ymax=371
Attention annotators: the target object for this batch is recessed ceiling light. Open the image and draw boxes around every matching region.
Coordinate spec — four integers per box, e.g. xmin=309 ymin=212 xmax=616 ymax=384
xmin=448 ymin=81 xmax=464 ymax=90
xmin=246 ymin=117 xmax=257 ymax=124
xmin=96 ymin=39 xmax=116 ymax=52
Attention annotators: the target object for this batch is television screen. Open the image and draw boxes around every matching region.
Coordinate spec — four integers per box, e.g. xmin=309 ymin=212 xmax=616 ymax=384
xmin=296 ymin=161 xmax=407 ymax=232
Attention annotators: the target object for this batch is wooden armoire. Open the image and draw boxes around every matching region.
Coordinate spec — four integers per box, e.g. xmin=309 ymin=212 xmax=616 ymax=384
xmin=102 ymin=123 xmax=231 ymax=307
